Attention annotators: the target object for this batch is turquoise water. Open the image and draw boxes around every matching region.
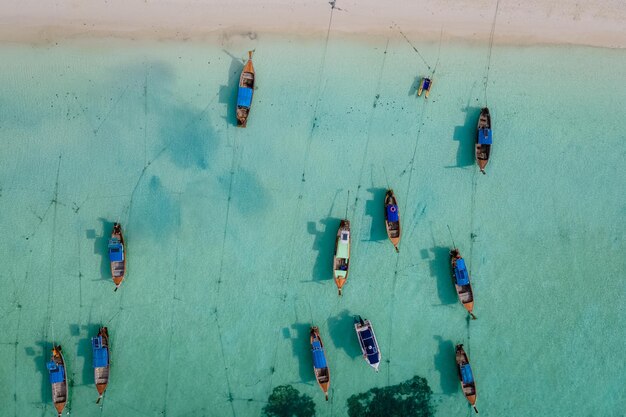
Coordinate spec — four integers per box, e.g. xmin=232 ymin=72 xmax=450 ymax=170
xmin=0 ymin=35 xmax=624 ymax=417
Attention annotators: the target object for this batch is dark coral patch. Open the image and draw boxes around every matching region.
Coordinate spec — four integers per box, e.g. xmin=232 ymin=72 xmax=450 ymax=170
xmin=347 ymin=376 xmax=434 ymax=417
xmin=263 ymin=385 xmax=316 ymax=417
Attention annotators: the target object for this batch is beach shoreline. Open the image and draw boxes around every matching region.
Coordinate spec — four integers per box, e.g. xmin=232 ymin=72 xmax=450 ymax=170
xmin=0 ymin=0 xmax=625 ymax=48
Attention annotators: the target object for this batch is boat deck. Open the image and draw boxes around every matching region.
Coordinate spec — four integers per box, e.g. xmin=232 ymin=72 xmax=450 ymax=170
xmin=51 ymin=382 xmax=67 ymax=402
xmin=112 ymin=262 xmax=124 ymax=277
xmin=95 ymin=367 xmax=109 ymax=384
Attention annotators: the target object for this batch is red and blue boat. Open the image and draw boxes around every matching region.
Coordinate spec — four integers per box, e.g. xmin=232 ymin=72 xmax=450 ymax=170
xmin=476 ymin=107 xmax=492 ymax=174
xmin=456 ymin=344 xmax=478 ymax=413
xmin=310 ymin=326 xmax=330 ymax=400
xmin=46 ymin=345 xmax=67 ymax=417
xmin=92 ymin=327 xmax=110 ymax=403
xmin=450 ymin=248 xmax=476 ymax=319
xmin=108 ymin=223 xmax=126 ymax=291
xmin=236 ymin=51 xmax=255 ymax=127
xmin=384 ymin=189 xmax=401 ymax=252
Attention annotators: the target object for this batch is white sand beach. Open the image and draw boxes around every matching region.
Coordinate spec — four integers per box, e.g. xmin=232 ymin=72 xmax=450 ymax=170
xmin=0 ymin=0 xmax=624 ymax=47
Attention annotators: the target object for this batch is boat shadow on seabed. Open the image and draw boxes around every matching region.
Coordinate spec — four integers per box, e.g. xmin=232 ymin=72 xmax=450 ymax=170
xmin=307 ymin=217 xmax=341 ymax=282
xmin=450 ymin=106 xmax=482 ymax=168
xmin=283 ymin=324 xmax=316 ymax=384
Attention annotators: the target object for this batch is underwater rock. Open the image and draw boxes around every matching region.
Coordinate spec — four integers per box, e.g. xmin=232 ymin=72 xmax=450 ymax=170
xmin=262 ymin=385 xmax=316 ymax=417
xmin=347 ymin=375 xmax=434 ymax=417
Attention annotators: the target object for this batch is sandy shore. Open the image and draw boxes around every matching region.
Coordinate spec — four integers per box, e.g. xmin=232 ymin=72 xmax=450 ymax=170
xmin=0 ymin=0 xmax=625 ymax=48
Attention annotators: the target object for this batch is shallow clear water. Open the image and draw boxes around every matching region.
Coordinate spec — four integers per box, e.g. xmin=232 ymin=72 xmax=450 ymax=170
xmin=0 ymin=34 xmax=624 ymax=417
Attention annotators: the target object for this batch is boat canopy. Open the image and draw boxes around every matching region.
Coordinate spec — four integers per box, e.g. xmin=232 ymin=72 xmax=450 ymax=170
xmin=422 ymin=78 xmax=431 ymax=89
xmin=367 ymin=352 xmax=380 ymax=365
xmin=92 ymin=336 xmax=109 ymax=368
xmin=478 ymin=128 xmax=492 ymax=145
xmin=47 ymin=362 xmax=65 ymax=384
xmin=311 ymin=340 xmax=327 ymax=369
xmin=108 ymin=239 xmax=124 ymax=262
xmin=336 ymin=232 xmax=350 ymax=259
xmin=358 ymin=327 xmax=380 ymax=364
xmin=454 ymin=258 xmax=470 ymax=286
xmin=460 ymin=363 xmax=474 ymax=384
xmin=386 ymin=204 xmax=399 ymax=222
xmin=92 ymin=335 xmax=103 ymax=349
xmin=237 ymin=87 xmax=253 ymax=108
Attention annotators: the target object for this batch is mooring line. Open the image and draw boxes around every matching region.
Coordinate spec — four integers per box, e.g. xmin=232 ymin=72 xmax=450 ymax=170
xmin=483 ymin=0 xmax=500 ymax=106
xmin=393 ymin=23 xmax=432 ymax=70
xmin=351 ymin=39 xmax=390 ymax=222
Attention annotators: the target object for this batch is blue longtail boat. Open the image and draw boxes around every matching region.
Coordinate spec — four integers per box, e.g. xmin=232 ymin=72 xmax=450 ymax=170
xmin=476 ymin=107 xmax=492 ymax=174
xmin=92 ymin=327 xmax=110 ymax=403
xmin=108 ymin=223 xmax=126 ymax=291
xmin=456 ymin=344 xmax=478 ymax=413
xmin=450 ymin=248 xmax=476 ymax=319
xmin=46 ymin=345 xmax=67 ymax=417
xmin=310 ymin=326 xmax=330 ymax=400
xmin=236 ymin=51 xmax=255 ymax=127
xmin=354 ymin=316 xmax=381 ymax=372
xmin=384 ymin=189 xmax=401 ymax=252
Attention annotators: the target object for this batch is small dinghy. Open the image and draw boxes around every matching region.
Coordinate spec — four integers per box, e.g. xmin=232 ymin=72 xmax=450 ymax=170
xmin=236 ymin=51 xmax=255 ymax=127
xmin=456 ymin=344 xmax=478 ymax=413
xmin=417 ymin=77 xmax=433 ymax=98
xmin=310 ymin=326 xmax=330 ymax=400
xmin=476 ymin=107 xmax=492 ymax=174
xmin=333 ymin=220 xmax=351 ymax=296
xmin=92 ymin=327 xmax=110 ymax=404
xmin=108 ymin=223 xmax=126 ymax=291
xmin=46 ymin=345 xmax=67 ymax=417
xmin=384 ymin=189 xmax=401 ymax=252
xmin=354 ymin=316 xmax=381 ymax=372
xmin=450 ymin=248 xmax=476 ymax=319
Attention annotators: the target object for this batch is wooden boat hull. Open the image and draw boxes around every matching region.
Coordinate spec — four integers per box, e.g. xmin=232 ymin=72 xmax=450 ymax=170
xmin=49 ymin=346 xmax=67 ymax=417
xmin=450 ymin=249 xmax=475 ymax=318
xmin=237 ymin=51 xmax=255 ymax=128
xmin=93 ymin=327 xmax=110 ymax=401
xmin=333 ymin=220 xmax=350 ymax=295
xmin=110 ymin=223 xmax=126 ymax=290
xmin=476 ymin=107 xmax=492 ymax=174
xmin=455 ymin=344 xmax=478 ymax=411
xmin=310 ymin=327 xmax=330 ymax=400
xmin=384 ymin=189 xmax=401 ymax=252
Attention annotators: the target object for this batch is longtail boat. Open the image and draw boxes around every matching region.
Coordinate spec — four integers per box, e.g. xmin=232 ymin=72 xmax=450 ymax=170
xmin=450 ymin=248 xmax=476 ymax=320
xmin=384 ymin=189 xmax=401 ymax=252
xmin=456 ymin=344 xmax=478 ymax=413
xmin=46 ymin=345 xmax=67 ymax=417
xmin=476 ymin=107 xmax=492 ymax=174
xmin=333 ymin=220 xmax=350 ymax=296
xmin=108 ymin=223 xmax=126 ymax=291
xmin=310 ymin=326 xmax=330 ymax=401
xmin=417 ymin=77 xmax=433 ymax=98
xmin=354 ymin=316 xmax=381 ymax=372
xmin=236 ymin=51 xmax=255 ymax=127
xmin=92 ymin=327 xmax=110 ymax=404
